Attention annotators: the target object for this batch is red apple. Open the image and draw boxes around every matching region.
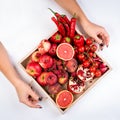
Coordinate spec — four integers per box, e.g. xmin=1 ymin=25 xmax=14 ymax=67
xmin=47 ymin=83 xmax=62 ymax=95
xmin=48 ymin=43 xmax=57 ymax=56
xmin=26 ymin=61 xmax=42 ymax=78
xmin=39 ymin=54 xmax=53 ymax=69
xmin=46 ymin=72 xmax=58 ymax=85
xmin=31 ymin=50 xmax=41 ymax=62
xmin=36 ymin=72 xmax=48 ymax=86
xmin=58 ymin=70 xmax=68 ymax=84
xmin=38 ymin=39 xmax=51 ymax=55
xmin=65 ymin=58 xmax=78 ymax=73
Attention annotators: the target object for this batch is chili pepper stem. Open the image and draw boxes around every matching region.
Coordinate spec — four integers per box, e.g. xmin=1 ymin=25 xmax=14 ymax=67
xmin=48 ymin=8 xmax=56 ymax=15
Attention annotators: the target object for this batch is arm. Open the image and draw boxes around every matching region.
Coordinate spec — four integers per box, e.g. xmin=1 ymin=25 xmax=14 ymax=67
xmin=0 ymin=42 xmax=41 ymax=108
xmin=55 ymin=0 xmax=109 ymax=47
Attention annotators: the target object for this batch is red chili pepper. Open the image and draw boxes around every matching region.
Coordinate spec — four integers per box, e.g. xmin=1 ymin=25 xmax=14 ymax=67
xmin=49 ymin=8 xmax=67 ymax=24
xmin=51 ymin=17 xmax=66 ymax=36
xmin=58 ymin=22 xmax=66 ymax=36
xmin=51 ymin=16 xmax=59 ymax=26
xmin=64 ymin=23 xmax=70 ymax=36
xmin=62 ymin=15 xmax=70 ymax=25
xmin=48 ymin=8 xmax=61 ymax=18
xmin=57 ymin=16 xmax=67 ymax=24
xmin=70 ymin=16 xmax=76 ymax=38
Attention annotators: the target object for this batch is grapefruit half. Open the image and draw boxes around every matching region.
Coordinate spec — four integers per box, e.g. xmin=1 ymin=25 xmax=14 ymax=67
xmin=56 ymin=90 xmax=73 ymax=109
xmin=56 ymin=43 xmax=74 ymax=61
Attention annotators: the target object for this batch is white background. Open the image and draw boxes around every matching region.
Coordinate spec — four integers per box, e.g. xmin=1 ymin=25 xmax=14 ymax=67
xmin=0 ymin=0 xmax=120 ymax=120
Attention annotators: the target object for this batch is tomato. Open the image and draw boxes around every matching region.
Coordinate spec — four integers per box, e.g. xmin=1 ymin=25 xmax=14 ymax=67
xmin=88 ymin=51 xmax=94 ymax=57
xmin=93 ymin=61 xmax=99 ymax=68
xmin=89 ymin=66 xmax=96 ymax=73
xmin=83 ymin=60 xmax=90 ymax=68
xmin=86 ymin=38 xmax=93 ymax=45
xmin=78 ymin=46 xmax=85 ymax=53
xmin=95 ymin=69 xmax=102 ymax=77
xmin=90 ymin=44 xmax=97 ymax=52
xmin=84 ymin=45 xmax=90 ymax=52
xmin=78 ymin=53 xmax=85 ymax=61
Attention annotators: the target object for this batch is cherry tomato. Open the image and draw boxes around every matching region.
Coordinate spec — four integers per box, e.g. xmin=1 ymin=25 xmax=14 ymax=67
xmin=88 ymin=51 xmax=94 ymax=57
xmin=78 ymin=53 xmax=85 ymax=61
xmin=78 ymin=46 xmax=85 ymax=53
xmin=89 ymin=66 xmax=96 ymax=73
xmin=83 ymin=60 xmax=90 ymax=68
xmin=95 ymin=69 xmax=102 ymax=77
xmin=90 ymin=44 xmax=97 ymax=52
xmin=84 ymin=45 xmax=90 ymax=52
xmin=93 ymin=62 xmax=99 ymax=68
xmin=86 ymin=38 xmax=93 ymax=45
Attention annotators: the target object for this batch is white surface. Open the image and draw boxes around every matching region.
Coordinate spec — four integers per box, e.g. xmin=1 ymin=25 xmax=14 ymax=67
xmin=0 ymin=0 xmax=120 ymax=120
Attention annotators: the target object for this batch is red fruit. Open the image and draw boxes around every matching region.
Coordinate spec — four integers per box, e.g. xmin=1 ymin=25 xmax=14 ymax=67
xmin=77 ymin=53 xmax=85 ymax=61
xmin=73 ymin=34 xmax=84 ymax=47
xmin=90 ymin=44 xmax=97 ymax=52
xmin=62 ymin=36 xmax=71 ymax=43
xmin=99 ymin=63 xmax=108 ymax=74
xmin=77 ymin=65 xmax=94 ymax=81
xmin=50 ymin=32 xmax=62 ymax=43
xmin=83 ymin=60 xmax=90 ymax=68
xmin=86 ymin=38 xmax=93 ymax=45
xmin=58 ymin=70 xmax=68 ymax=84
xmin=95 ymin=69 xmax=102 ymax=77
xmin=39 ymin=54 xmax=53 ymax=69
xmin=78 ymin=46 xmax=85 ymax=53
xmin=26 ymin=61 xmax=42 ymax=78
xmin=31 ymin=51 xmax=41 ymax=62
xmin=48 ymin=43 xmax=57 ymax=56
xmin=56 ymin=90 xmax=73 ymax=109
xmin=89 ymin=66 xmax=96 ymax=73
xmin=88 ymin=51 xmax=94 ymax=57
xmin=46 ymin=72 xmax=58 ymax=85
xmin=38 ymin=39 xmax=51 ymax=55
xmin=65 ymin=58 xmax=78 ymax=73
xmin=84 ymin=45 xmax=90 ymax=52
xmin=56 ymin=43 xmax=75 ymax=61
xmin=47 ymin=83 xmax=62 ymax=95
xmin=68 ymin=76 xmax=85 ymax=94
xmin=93 ymin=61 xmax=99 ymax=68
xmin=36 ymin=72 xmax=48 ymax=86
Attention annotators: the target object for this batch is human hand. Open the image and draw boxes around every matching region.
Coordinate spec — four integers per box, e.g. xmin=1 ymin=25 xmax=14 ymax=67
xmin=15 ymin=79 xmax=42 ymax=108
xmin=80 ymin=20 xmax=110 ymax=49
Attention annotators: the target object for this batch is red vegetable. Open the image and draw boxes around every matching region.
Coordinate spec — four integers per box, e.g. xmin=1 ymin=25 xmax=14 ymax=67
xmin=64 ymin=23 xmax=70 ymax=36
xmin=49 ymin=8 xmax=67 ymax=24
xmin=49 ymin=8 xmax=61 ymax=18
xmin=51 ymin=17 xmax=66 ymax=36
xmin=70 ymin=16 xmax=76 ymax=38
xmin=58 ymin=22 xmax=66 ymax=36
xmin=62 ymin=15 xmax=70 ymax=25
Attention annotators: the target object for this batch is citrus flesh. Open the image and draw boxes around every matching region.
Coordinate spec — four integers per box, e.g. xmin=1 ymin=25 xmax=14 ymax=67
xmin=56 ymin=43 xmax=74 ymax=61
xmin=56 ymin=90 xmax=73 ymax=109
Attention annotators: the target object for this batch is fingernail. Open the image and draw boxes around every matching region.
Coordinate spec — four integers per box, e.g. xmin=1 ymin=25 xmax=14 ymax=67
xmin=100 ymin=43 xmax=104 ymax=46
xmin=39 ymin=106 xmax=42 ymax=109
xmin=39 ymin=97 xmax=43 ymax=101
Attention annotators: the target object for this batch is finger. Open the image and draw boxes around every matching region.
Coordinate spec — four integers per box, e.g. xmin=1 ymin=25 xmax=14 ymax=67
xmin=94 ymin=35 xmax=103 ymax=44
xmin=24 ymin=99 xmax=42 ymax=108
xmin=29 ymin=89 xmax=40 ymax=101
xmin=100 ymin=29 xmax=110 ymax=47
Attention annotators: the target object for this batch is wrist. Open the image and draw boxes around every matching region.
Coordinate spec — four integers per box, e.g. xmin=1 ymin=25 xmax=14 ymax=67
xmin=11 ymin=77 xmax=26 ymax=89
